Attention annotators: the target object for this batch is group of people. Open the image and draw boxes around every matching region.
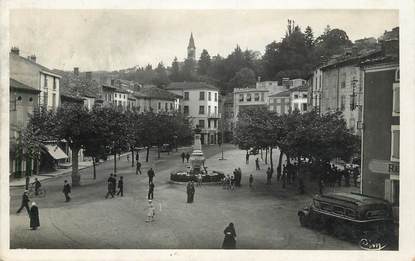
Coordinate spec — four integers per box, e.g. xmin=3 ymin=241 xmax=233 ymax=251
xmin=180 ymin=152 xmax=191 ymax=163
xmin=222 ymin=168 xmax=243 ymax=190
xmin=105 ymin=174 xmax=124 ymax=198
xmin=16 ymin=191 xmax=40 ymax=230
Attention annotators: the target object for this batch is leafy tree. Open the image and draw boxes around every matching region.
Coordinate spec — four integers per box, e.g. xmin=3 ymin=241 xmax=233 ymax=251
xmin=170 ymin=57 xmax=181 ymax=82
xmin=314 ymin=27 xmax=353 ymax=59
xmin=182 ymin=58 xmax=197 ymax=81
xmin=198 ymin=49 xmax=211 ymax=75
xmin=304 ymin=26 xmax=314 ymax=48
xmin=55 ymin=103 xmax=92 ymax=186
xmin=153 ymin=62 xmax=170 ymax=88
xmin=229 ymin=67 xmax=256 ymax=89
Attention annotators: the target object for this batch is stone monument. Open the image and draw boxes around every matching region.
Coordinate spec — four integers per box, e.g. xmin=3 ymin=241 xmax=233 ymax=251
xmin=189 ymin=126 xmax=206 ymax=174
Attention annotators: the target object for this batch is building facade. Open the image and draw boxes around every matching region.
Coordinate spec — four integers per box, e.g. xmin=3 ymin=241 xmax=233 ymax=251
xmin=290 ymin=85 xmax=308 ymax=112
xmin=268 ymin=90 xmax=291 ymax=115
xmin=166 ymin=82 xmax=220 ymax=145
xmin=360 ymin=37 xmax=399 ymax=222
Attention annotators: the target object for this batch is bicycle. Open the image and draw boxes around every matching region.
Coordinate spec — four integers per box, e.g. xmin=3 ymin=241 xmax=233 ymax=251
xmin=28 ymin=185 xmax=47 ymax=198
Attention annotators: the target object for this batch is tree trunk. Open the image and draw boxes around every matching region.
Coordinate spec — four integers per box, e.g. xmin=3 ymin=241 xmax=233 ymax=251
xmin=93 ymin=157 xmax=96 ymax=179
xmin=270 ymin=147 xmax=273 ymax=172
xmin=131 ymin=148 xmax=135 ymax=168
xmin=146 ymin=147 xmax=150 ymax=162
xmin=260 ymin=149 xmax=263 ymax=160
xmin=113 ymin=149 xmax=117 ymax=174
xmin=71 ymin=146 xmax=81 ymax=186
xmin=277 ymin=149 xmax=284 ymax=175
xmin=265 ymin=148 xmax=268 ymax=165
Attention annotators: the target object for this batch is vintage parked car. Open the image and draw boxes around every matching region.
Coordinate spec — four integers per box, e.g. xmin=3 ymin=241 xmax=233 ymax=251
xmin=298 ymin=192 xmax=395 ymax=246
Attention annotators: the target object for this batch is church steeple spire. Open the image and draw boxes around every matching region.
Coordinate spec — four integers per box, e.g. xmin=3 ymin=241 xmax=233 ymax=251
xmin=187 ymin=32 xmax=196 ymax=60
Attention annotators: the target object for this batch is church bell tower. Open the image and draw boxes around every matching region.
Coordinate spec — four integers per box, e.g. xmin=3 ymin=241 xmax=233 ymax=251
xmin=187 ymin=33 xmax=196 ymax=61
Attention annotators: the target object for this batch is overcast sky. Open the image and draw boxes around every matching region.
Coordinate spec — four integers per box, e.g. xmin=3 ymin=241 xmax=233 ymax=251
xmin=10 ymin=9 xmax=398 ymax=71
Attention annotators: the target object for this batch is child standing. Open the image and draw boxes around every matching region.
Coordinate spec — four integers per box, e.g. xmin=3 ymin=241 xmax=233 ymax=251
xmin=146 ymin=200 xmax=155 ymax=223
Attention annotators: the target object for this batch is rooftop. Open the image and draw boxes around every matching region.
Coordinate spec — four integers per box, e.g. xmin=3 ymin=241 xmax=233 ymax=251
xmin=59 ymin=72 xmax=102 ymax=98
xmin=10 ymin=52 xmax=60 ymax=77
xmin=166 ymin=82 xmax=219 ymax=91
xmin=138 ymin=85 xmax=182 ymax=100
xmin=10 ymin=78 xmax=41 ymax=93
xmin=269 ymin=90 xmax=291 ymax=97
xmin=290 ymin=85 xmax=308 ymax=92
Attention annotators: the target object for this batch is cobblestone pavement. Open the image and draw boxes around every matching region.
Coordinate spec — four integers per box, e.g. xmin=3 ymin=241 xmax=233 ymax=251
xmin=10 ymin=145 xmax=359 ymax=249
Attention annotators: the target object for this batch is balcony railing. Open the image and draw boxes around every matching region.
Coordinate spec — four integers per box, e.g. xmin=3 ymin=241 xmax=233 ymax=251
xmin=207 ymin=112 xmax=221 ymax=119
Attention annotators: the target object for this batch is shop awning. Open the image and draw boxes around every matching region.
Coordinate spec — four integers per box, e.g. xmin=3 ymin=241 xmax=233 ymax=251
xmin=45 ymin=144 xmax=68 ymax=160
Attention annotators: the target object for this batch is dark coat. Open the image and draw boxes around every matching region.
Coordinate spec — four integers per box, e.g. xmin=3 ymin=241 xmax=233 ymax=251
xmin=63 ymin=184 xmax=71 ymax=194
xmin=222 ymin=225 xmax=236 ymax=249
xmin=118 ymin=180 xmax=123 ymax=188
xmin=149 ymin=183 xmax=155 ymax=192
xmin=148 ymin=169 xmax=155 ymax=178
xmin=30 ymin=205 xmax=40 ymax=228
xmin=22 ymin=194 xmax=30 ymax=204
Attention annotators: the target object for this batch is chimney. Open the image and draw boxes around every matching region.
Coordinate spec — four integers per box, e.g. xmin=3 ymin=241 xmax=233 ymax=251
xmin=85 ymin=71 xmax=92 ymax=81
xmin=74 ymin=67 xmax=79 ymax=76
xmin=383 ymin=39 xmax=399 ymax=57
xmin=11 ymin=47 xmax=20 ymax=56
xmin=28 ymin=55 xmax=36 ymax=63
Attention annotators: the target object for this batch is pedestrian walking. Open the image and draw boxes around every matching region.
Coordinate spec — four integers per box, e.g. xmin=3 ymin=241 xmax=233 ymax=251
xmin=222 ymin=223 xmax=237 ymax=249
xmin=148 ymin=181 xmax=155 ymax=200
xmin=147 ymin=168 xmax=155 ymax=184
xmin=181 ymin=152 xmax=186 ymax=163
xmin=112 ymin=174 xmax=117 ymax=194
xmin=105 ymin=176 xmax=115 ymax=199
xmin=185 ymin=152 xmax=190 ymax=163
xmin=237 ymin=168 xmax=242 ymax=187
xmin=189 ymin=181 xmax=195 ymax=202
xmin=249 ymin=174 xmax=254 ymax=188
xmin=266 ymin=167 xmax=272 ymax=185
xmin=29 ymin=202 xmax=40 ymax=230
xmin=117 ymin=176 xmax=124 ymax=196
xmin=16 ymin=190 xmax=30 ymax=215
xmin=145 ymin=200 xmax=155 ymax=223
xmin=255 ymin=158 xmax=260 ymax=170
xmin=32 ymin=178 xmax=42 ymax=196
xmin=245 ymin=152 xmax=249 ymax=164
xmin=136 ymin=161 xmax=142 ymax=175
xmin=63 ymin=180 xmax=71 ymax=202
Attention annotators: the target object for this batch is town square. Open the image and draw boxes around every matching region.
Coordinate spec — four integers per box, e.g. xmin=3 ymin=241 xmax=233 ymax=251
xmin=6 ymin=8 xmax=403 ymax=254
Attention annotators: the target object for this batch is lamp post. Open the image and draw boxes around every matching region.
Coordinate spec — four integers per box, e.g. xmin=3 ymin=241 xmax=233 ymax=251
xmin=219 ymin=94 xmax=226 ymax=160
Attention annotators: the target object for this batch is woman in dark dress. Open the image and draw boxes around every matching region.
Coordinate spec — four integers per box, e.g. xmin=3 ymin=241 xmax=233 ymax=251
xmin=29 ymin=202 xmax=40 ymax=230
xmin=222 ymin=223 xmax=236 ymax=249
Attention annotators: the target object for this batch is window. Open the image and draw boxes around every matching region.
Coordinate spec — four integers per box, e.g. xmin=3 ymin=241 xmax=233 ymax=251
xmin=276 ymin=105 xmax=281 ymax=114
xmin=198 ymin=119 xmax=205 ymax=128
xmin=115 ymin=93 xmax=117 ymax=98
xmin=208 ymin=92 xmax=211 ymax=101
xmin=53 ymin=78 xmax=57 ymax=90
xmin=214 ymin=106 xmax=217 ymax=114
xmin=214 ymin=93 xmax=217 ymax=101
xmin=246 ymin=94 xmax=252 ymax=102
xmin=184 ymin=92 xmax=189 ymax=100
xmin=183 ymin=106 xmax=189 ymax=115
xmin=294 ymin=103 xmax=299 ymax=111
xmin=29 ymin=97 xmax=33 ymax=102
xmin=170 ymin=103 xmax=173 ymax=110
xmin=199 ymin=91 xmax=205 ymax=100
xmin=393 ymin=83 xmax=400 ymax=115
xmin=214 ymin=120 xmax=217 ymax=128
xmin=17 ymin=96 xmax=22 ymax=101
xmin=43 ymin=92 xmax=48 ymax=106
xmin=158 ymin=102 xmax=161 ymax=110
xmin=199 ymin=105 xmax=205 ymax=115
xmin=239 ymin=94 xmax=244 ymax=102
xmin=44 ymin=75 xmax=48 ymax=88
xmin=123 ymin=95 xmax=126 ymax=99
xmin=340 ymin=95 xmax=346 ymax=111
xmin=208 ymin=106 xmax=211 ymax=114
xmin=165 ymin=103 xmax=168 ymax=111
xmin=302 ymin=94 xmax=307 ymax=98
xmin=52 ymin=93 xmax=56 ymax=108
xmin=261 ymin=93 xmax=264 ymax=101
xmin=254 ymin=93 xmax=260 ymax=101
xmin=391 ymin=125 xmax=400 ymax=161
xmin=301 ymin=103 xmax=307 ymax=112
xmin=269 ymin=105 xmax=274 ymax=111
xmin=208 ymin=119 xmax=211 ymax=128
xmin=294 ymin=94 xmax=299 ymax=99
xmin=340 ymin=72 xmax=346 ymax=88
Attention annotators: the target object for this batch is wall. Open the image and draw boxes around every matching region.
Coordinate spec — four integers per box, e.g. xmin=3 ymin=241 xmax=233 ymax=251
xmin=362 ymin=66 xmax=399 ymax=200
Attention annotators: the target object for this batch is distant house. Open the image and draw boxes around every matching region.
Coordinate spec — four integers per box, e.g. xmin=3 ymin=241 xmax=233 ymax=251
xmin=290 ymin=85 xmax=308 ymax=113
xmin=268 ymin=90 xmax=291 ymax=115
xmin=166 ymin=82 xmax=219 ymax=145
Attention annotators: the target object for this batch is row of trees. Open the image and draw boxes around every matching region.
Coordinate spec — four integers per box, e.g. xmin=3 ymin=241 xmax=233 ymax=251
xmin=22 ymin=104 xmax=192 ymax=187
xmin=233 ymin=106 xmax=360 ymax=176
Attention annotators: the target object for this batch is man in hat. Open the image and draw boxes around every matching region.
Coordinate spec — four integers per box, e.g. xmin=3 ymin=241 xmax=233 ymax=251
xmin=16 ymin=190 xmax=30 ymax=215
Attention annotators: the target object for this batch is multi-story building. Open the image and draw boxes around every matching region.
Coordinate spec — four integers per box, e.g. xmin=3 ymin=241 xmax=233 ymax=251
xmin=166 ymin=82 xmax=220 ymax=145
xmin=268 ymin=90 xmax=291 ymax=115
xmin=233 ymin=86 xmax=268 ymax=122
xmin=221 ymin=93 xmax=235 ymax=141
xmin=10 ymin=47 xmax=61 ymax=111
xmin=360 ymin=34 xmax=399 ymax=222
xmin=9 ymin=78 xmax=41 ymax=177
xmin=309 ymin=68 xmax=323 ymax=113
xmin=135 ymin=85 xmax=181 ymax=113
xmin=290 ymin=85 xmax=308 ymax=112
